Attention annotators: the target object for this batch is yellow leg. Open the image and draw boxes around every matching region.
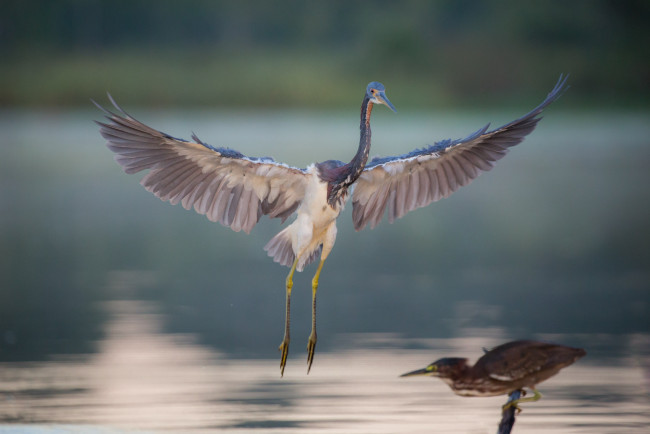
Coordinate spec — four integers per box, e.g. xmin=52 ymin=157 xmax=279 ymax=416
xmin=307 ymin=259 xmax=325 ymax=373
xmin=279 ymin=257 xmax=299 ymax=377
xmin=502 ymin=388 xmax=542 ymax=413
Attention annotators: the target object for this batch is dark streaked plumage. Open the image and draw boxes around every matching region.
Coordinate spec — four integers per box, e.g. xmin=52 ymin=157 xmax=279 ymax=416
xmin=400 ymin=340 xmax=586 ymax=404
xmin=95 ymin=77 xmax=567 ymax=376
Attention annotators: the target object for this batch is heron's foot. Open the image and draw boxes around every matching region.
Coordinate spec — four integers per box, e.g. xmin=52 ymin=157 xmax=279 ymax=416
xmin=502 ymin=400 xmax=523 ymax=414
xmin=502 ymin=389 xmax=540 ymax=414
xmin=307 ymin=330 xmax=317 ymax=373
xmin=279 ymin=336 xmax=290 ymax=377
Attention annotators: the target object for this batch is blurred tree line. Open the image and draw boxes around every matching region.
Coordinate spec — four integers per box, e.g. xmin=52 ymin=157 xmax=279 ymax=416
xmin=0 ymin=0 xmax=648 ymax=107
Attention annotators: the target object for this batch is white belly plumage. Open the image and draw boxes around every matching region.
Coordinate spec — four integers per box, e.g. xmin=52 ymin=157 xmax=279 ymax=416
xmin=264 ymin=165 xmax=344 ymax=271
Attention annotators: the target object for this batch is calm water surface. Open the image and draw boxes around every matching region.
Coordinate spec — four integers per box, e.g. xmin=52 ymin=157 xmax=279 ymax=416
xmin=1 ymin=299 xmax=648 ymax=433
xmin=1 ymin=108 xmax=649 ymax=432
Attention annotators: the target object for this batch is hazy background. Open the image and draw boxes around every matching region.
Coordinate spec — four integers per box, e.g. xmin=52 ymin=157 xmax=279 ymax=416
xmin=1 ymin=0 xmax=648 ymax=369
xmin=1 ymin=0 xmax=649 ymax=108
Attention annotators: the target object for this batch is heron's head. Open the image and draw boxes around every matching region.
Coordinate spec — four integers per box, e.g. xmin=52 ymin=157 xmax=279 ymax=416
xmin=400 ymin=357 xmax=468 ymax=379
xmin=366 ymin=82 xmax=396 ymax=112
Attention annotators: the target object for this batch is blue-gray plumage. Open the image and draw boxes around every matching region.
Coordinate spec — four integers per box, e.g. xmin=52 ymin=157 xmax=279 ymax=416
xmin=94 ymin=75 xmax=568 ymax=376
xmin=352 ymin=76 xmax=568 ymax=229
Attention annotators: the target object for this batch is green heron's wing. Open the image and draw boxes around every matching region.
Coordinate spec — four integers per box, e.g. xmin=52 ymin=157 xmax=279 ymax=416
xmin=351 ymin=75 xmax=568 ymax=231
xmin=477 ymin=341 xmax=554 ymax=382
xmin=95 ymin=95 xmax=309 ymax=234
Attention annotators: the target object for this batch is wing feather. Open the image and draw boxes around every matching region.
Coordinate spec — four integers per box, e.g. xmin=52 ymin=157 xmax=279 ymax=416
xmin=393 ymin=177 xmax=409 ymax=222
xmin=474 ymin=341 xmax=557 ymax=383
xmin=203 ymin=176 xmax=225 ymax=221
xmin=415 ymin=169 xmax=429 ymax=206
xmin=436 ymin=162 xmax=450 ymax=199
xmin=151 ymin=160 xmax=196 ymax=196
xmin=352 ymin=75 xmax=568 ymax=230
xmin=165 ymin=167 xmax=205 ymax=204
xmin=374 ymin=183 xmax=392 ymax=227
xmin=425 ymin=167 xmax=440 ymax=203
xmin=95 ymin=96 xmax=308 ymax=233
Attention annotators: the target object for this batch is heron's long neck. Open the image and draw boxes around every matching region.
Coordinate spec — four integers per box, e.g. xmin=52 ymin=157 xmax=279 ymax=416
xmin=351 ymin=95 xmax=373 ymax=174
xmin=320 ymin=95 xmax=373 ymax=208
xmin=338 ymin=96 xmax=373 ymax=185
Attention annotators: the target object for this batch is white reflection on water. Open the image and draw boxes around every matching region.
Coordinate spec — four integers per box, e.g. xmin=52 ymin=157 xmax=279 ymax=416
xmin=0 ymin=300 xmax=648 ymax=433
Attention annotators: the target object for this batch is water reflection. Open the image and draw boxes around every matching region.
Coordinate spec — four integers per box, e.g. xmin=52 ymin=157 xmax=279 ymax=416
xmin=1 ymin=299 xmax=648 ymax=432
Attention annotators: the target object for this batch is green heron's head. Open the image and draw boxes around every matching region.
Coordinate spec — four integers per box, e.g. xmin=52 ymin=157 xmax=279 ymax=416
xmin=400 ymin=357 xmax=469 ymax=379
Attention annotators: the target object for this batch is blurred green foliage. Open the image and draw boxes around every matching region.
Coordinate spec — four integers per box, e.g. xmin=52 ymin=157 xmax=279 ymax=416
xmin=0 ymin=0 xmax=648 ymax=107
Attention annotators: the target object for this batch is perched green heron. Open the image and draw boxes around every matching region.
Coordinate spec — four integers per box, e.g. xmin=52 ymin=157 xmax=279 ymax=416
xmin=401 ymin=340 xmax=586 ymax=410
xmin=95 ymin=76 xmax=568 ymax=376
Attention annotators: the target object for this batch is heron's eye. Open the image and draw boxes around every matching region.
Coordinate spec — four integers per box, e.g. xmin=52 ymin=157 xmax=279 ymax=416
xmin=426 ymin=365 xmax=437 ymax=372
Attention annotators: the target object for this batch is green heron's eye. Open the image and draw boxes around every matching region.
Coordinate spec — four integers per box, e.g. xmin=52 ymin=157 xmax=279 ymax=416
xmin=426 ymin=364 xmax=437 ymax=372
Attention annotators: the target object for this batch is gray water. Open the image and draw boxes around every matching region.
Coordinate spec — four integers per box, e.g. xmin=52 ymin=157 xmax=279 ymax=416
xmin=1 ymin=107 xmax=649 ymax=432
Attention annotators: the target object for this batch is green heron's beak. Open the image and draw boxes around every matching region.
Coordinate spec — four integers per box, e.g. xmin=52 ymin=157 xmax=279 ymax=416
xmin=375 ymin=91 xmax=397 ymax=113
xmin=400 ymin=367 xmax=432 ymax=377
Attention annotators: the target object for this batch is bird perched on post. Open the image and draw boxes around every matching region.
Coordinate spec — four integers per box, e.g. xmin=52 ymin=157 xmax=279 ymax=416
xmin=94 ymin=76 xmax=568 ymax=376
xmin=400 ymin=340 xmax=586 ymax=411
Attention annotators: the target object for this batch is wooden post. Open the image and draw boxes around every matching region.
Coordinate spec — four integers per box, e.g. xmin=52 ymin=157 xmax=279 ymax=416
xmin=497 ymin=390 xmax=522 ymax=434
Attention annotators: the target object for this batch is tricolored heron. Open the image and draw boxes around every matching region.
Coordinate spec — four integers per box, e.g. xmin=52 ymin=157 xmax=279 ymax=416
xmin=400 ymin=340 xmax=586 ymax=411
xmin=94 ymin=76 xmax=568 ymax=376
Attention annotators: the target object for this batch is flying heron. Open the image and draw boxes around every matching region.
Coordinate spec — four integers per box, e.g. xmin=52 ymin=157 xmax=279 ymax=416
xmin=94 ymin=75 xmax=568 ymax=376
xmin=400 ymin=340 xmax=586 ymax=411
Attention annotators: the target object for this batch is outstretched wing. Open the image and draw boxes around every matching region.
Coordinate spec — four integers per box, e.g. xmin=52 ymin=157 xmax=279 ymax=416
xmin=95 ymin=95 xmax=309 ymax=234
xmin=351 ymin=75 xmax=568 ymax=231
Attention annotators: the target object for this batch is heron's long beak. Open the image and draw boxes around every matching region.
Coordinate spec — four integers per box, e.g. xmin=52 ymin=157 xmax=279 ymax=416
xmin=375 ymin=91 xmax=397 ymax=113
xmin=400 ymin=367 xmax=431 ymax=377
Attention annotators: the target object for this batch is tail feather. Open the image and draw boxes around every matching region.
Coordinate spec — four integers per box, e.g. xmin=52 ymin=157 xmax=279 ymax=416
xmin=301 ymin=245 xmax=322 ymax=271
xmin=264 ymin=227 xmax=295 ymax=268
xmin=264 ymin=227 xmax=322 ymax=271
